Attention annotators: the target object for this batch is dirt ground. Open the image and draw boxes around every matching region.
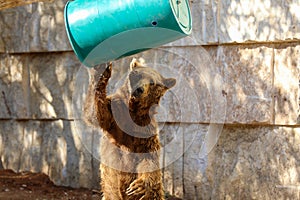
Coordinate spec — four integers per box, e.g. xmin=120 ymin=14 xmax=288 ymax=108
xmin=0 ymin=169 xmax=100 ymax=200
xmin=0 ymin=169 xmax=181 ymax=200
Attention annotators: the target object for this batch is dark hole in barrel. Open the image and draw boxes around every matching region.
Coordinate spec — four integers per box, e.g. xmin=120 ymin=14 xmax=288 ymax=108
xmin=151 ymin=21 xmax=158 ymax=26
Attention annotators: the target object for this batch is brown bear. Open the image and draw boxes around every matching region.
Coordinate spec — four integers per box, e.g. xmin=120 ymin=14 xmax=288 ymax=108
xmin=85 ymin=58 xmax=176 ymax=200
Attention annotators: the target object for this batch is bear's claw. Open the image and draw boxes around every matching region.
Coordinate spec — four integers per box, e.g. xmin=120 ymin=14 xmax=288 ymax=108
xmin=126 ymin=179 xmax=147 ymax=199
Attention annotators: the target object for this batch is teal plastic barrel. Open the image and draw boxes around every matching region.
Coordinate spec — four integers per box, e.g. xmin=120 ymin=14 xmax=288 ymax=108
xmin=64 ymin=0 xmax=192 ymax=67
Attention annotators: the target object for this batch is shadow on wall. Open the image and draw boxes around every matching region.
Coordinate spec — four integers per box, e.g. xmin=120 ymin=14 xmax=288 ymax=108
xmin=25 ymin=52 xmax=100 ymax=188
xmin=0 ymin=52 xmax=99 ymax=189
xmin=0 ymin=0 xmax=70 ymax=52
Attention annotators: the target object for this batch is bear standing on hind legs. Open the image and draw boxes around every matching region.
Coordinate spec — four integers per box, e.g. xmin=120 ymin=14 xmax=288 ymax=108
xmin=91 ymin=58 xmax=176 ymax=200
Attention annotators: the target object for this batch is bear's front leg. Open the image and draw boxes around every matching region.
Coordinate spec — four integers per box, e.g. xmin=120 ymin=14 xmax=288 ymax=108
xmin=94 ymin=62 xmax=113 ymax=131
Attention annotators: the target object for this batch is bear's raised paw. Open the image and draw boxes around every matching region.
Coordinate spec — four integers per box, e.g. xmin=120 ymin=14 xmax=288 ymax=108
xmin=102 ymin=62 xmax=112 ymax=80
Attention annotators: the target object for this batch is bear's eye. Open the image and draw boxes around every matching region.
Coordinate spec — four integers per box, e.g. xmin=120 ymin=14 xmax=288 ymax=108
xmin=132 ymin=86 xmax=144 ymax=97
xmin=136 ymin=87 xmax=144 ymax=94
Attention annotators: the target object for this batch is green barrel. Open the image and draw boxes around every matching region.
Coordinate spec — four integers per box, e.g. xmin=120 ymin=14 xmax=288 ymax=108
xmin=64 ymin=0 xmax=192 ymax=67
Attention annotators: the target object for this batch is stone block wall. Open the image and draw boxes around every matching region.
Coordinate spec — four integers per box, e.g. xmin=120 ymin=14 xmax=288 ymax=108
xmin=0 ymin=0 xmax=299 ymax=199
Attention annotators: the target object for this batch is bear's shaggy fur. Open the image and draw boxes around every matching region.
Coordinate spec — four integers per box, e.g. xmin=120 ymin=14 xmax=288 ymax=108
xmin=85 ymin=59 xmax=176 ymax=200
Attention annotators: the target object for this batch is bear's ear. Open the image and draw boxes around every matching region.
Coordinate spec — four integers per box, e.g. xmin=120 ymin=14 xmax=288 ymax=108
xmin=130 ymin=58 xmax=145 ymax=70
xmin=164 ymin=78 xmax=176 ymax=89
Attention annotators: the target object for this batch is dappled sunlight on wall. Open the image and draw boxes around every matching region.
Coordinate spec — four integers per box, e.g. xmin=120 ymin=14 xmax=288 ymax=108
xmin=0 ymin=55 xmax=30 ymax=118
xmin=274 ymin=44 xmax=300 ymax=125
xmin=206 ymin=45 xmax=274 ymax=124
xmin=220 ymin=0 xmax=300 ymax=42
xmin=0 ymin=0 xmax=70 ymax=52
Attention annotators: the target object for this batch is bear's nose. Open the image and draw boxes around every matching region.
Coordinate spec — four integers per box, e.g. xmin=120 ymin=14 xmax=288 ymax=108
xmin=132 ymin=87 xmax=144 ymax=97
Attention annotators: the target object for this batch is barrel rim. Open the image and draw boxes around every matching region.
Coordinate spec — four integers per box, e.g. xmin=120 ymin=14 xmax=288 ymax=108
xmin=169 ymin=0 xmax=192 ymax=35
